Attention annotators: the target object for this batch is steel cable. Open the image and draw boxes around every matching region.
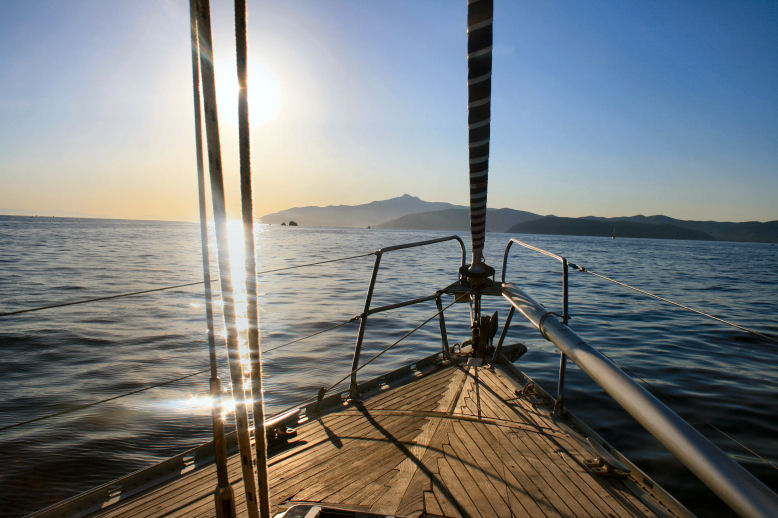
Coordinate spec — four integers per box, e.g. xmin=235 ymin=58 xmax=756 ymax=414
xmin=0 ymin=252 xmax=375 ymax=318
xmin=0 ymin=302 xmax=436 ymax=433
xmin=593 ymin=344 xmax=778 ymax=473
xmin=0 ymin=313 xmax=362 ymax=433
xmin=573 ymin=265 xmax=778 ymax=345
xmin=271 ymin=294 xmax=464 ymax=418
xmin=263 ymin=315 xmax=361 ymax=354
xmin=0 ymin=368 xmax=210 ymax=433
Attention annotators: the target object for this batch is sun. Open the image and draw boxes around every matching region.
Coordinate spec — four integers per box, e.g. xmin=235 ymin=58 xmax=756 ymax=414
xmin=246 ymin=60 xmax=282 ymax=125
xmin=214 ymin=58 xmax=282 ymax=126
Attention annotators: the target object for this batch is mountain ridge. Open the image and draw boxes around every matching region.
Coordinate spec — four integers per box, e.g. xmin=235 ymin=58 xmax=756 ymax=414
xmin=376 ymin=207 xmax=541 ymax=232
xmin=261 ymin=195 xmax=777 ymax=243
xmin=259 ymin=194 xmax=462 ymax=227
xmin=507 ymin=216 xmax=716 ymax=241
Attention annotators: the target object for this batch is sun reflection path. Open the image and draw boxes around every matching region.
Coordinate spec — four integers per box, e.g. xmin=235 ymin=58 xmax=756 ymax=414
xmin=161 ymin=220 xmax=261 ymax=420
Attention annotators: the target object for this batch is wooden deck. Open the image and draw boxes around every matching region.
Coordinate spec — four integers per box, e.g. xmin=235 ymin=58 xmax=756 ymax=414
xmin=85 ymin=357 xmax=685 ymax=517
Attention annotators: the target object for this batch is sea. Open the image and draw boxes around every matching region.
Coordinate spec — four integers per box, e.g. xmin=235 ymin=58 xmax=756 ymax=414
xmin=0 ymin=215 xmax=776 ymax=517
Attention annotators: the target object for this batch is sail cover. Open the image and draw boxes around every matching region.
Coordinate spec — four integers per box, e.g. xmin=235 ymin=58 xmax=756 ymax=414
xmin=467 ymin=0 xmax=493 ymax=263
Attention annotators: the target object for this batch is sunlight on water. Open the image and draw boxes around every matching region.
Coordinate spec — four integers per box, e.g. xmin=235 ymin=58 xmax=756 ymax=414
xmin=2 ymin=217 xmax=777 ymax=517
xmin=163 ymin=219 xmax=258 ymax=417
xmin=227 ymin=219 xmax=252 ymax=375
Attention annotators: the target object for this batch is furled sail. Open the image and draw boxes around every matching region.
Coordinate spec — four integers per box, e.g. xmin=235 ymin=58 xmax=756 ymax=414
xmin=467 ymin=0 xmax=493 ymax=266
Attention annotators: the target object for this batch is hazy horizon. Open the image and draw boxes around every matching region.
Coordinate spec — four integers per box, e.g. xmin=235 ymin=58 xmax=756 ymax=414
xmin=1 ymin=1 xmax=776 ymax=222
xmin=2 ymin=191 xmax=777 ymax=224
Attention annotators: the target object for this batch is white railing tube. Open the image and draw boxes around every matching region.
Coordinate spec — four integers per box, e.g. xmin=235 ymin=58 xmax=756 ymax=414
xmin=501 ymin=283 xmax=778 ymax=518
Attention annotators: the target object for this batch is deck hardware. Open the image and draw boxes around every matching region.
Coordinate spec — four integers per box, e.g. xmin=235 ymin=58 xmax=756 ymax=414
xmin=491 ymin=305 xmax=514 ymax=363
xmin=584 ymin=437 xmax=631 ymax=477
xmin=503 ymin=239 xmax=574 ymax=415
xmin=267 ymin=426 xmax=297 ymax=446
xmin=556 ymin=258 xmax=570 ymax=415
xmin=474 ymin=311 xmax=497 ymax=358
xmin=434 ymin=294 xmax=451 ymax=359
xmin=517 ymin=382 xmax=535 ymax=398
xmin=538 ymin=310 xmax=569 ymax=415
xmin=459 ymin=261 xmax=496 ymax=355
xmin=181 ymin=454 xmax=196 ymax=475
xmin=106 ymin=485 xmax=121 ymax=499
xmin=586 ymin=457 xmax=630 ymax=478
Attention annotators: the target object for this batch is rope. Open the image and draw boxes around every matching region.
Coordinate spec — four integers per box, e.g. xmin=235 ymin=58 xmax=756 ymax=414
xmin=195 ymin=0 xmax=261 ymax=510
xmin=0 ymin=368 xmax=210 ymax=433
xmin=574 ymin=265 xmax=778 ymax=345
xmin=233 ymin=0 xmax=270 ymax=512
xmin=189 ymin=0 xmax=231 ymax=497
xmin=0 ymin=252 xmax=375 ymax=318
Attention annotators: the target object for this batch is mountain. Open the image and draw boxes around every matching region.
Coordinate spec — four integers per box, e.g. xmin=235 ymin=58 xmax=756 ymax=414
xmin=259 ymin=194 xmax=462 ymax=227
xmin=583 ymin=215 xmax=778 ymax=243
xmin=381 ymin=208 xmax=776 ymax=242
xmin=377 ymin=207 xmax=540 ymax=232
xmin=262 ymin=195 xmax=776 ymax=243
xmin=507 ymin=216 xmax=716 ymax=241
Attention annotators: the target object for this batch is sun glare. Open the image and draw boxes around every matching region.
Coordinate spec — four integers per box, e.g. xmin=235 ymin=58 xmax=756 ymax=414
xmin=158 ymin=223 xmax=261 ymax=419
xmin=215 ymin=58 xmax=281 ymax=126
xmin=227 ymin=220 xmax=253 ymax=374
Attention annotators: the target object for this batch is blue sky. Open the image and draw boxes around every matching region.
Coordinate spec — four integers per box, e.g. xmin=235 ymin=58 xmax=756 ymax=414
xmin=0 ymin=0 xmax=776 ymax=221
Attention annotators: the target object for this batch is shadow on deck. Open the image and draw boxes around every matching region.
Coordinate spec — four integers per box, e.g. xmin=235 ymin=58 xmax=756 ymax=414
xmin=83 ymin=357 xmax=687 ymax=517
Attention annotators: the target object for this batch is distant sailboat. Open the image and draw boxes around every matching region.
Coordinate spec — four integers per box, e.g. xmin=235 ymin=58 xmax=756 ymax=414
xmin=611 ymin=226 xmax=616 ymax=239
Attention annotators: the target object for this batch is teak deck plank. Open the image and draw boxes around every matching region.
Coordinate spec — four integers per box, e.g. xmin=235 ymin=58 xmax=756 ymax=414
xmin=89 ymin=360 xmax=682 ymax=518
xmin=480 ymin=368 xmax=664 ymax=517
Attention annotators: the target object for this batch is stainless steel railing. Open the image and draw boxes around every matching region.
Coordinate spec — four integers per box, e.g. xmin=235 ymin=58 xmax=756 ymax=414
xmin=500 ymin=238 xmax=778 ymax=518
xmin=501 ymin=238 xmax=571 ymax=411
xmin=349 ymin=235 xmax=466 ymax=395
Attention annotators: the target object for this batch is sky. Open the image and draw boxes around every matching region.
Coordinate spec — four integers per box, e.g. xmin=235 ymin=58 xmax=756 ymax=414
xmin=0 ymin=0 xmax=776 ymax=222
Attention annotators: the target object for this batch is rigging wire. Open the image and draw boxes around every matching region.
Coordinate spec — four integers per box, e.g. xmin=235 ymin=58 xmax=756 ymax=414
xmin=0 ymin=368 xmax=210 ymax=433
xmin=258 ymin=252 xmax=375 ymax=275
xmin=0 ymin=252 xmax=375 ymax=319
xmin=0 ymin=314 xmax=362 ymax=433
xmin=263 ymin=315 xmax=361 ymax=354
xmin=572 ymin=265 xmax=778 ymax=345
xmin=592 ymin=345 xmax=778 ymax=472
xmin=0 ymin=281 xmax=205 ymax=318
xmin=271 ymin=294 xmax=464 ymax=419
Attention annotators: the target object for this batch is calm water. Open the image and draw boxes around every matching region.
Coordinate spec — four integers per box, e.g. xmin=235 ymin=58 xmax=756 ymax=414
xmin=0 ymin=215 xmax=776 ymax=516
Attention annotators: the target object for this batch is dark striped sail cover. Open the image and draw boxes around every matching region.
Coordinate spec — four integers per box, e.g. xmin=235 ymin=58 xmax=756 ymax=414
xmin=467 ymin=0 xmax=493 ymax=260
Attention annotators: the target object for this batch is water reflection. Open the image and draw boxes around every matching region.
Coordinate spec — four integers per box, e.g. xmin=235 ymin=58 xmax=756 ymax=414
xmin=2 ymin=217 xmax=775 ymax=517
xmin=165 ymin=219 xmax=256 ymax=417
